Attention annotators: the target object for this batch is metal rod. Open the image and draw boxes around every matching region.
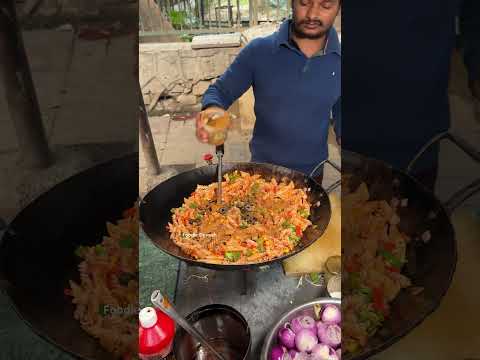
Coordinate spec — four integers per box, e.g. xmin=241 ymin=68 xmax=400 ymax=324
xmin=216 ymin=144 xmax=224 ymax=204
xmin=216 ymin=0 xmax=220 ymax=28
xmin=236 ymin=0 xmax=241 ymax=26
xmin=138 ymin=85 xmax=161 ymax=175
xmin=0 ymin=1 xmax=52 ymax=169
xmin=208 ymin=0 xmax=211 ymax=27
xmin=227 ymin=0 xmax=232 ymax=26
xmin=265 ymin=0 xmax=270 ymax=22
xmin=197 ymin=0 xmax=202 ymax=27
xmin=187 ymin=0 xmax=193 ymax=30
xmin=249 ymin=0 xmax=258 ymax=26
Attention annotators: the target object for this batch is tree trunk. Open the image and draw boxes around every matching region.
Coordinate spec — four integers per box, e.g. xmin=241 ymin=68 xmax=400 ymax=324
xmin=249 ymin=0 xmax=258 ymax=26
xmin=139 ymin=0 xmax=174 ymax=32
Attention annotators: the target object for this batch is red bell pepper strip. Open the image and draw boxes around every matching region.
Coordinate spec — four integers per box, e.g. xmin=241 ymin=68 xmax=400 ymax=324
xmin=295 ymin=225 xmax=302 ymax=236
xmin=373 ymin=287 xmax=385 ymax=312
xmin=383 ymin=241 xmax=396 ymax=252
xmin=385 ymin=265 xmax=400 ymax=273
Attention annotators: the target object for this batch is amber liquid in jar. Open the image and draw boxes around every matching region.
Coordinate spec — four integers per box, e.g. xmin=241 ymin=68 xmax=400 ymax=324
xmin=202 ymin=111 xmax=231 ymax=146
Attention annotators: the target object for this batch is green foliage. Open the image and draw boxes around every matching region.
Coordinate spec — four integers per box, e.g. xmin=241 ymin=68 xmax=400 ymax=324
xmin=168 ymin=10 xmax=188 ymax=28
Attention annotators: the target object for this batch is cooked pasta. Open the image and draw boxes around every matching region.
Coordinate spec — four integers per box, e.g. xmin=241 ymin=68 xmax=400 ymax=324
xmin=67 ymin=205 xmax=139 ymax=359
xmin=168 ymin=171 xmax=312 ymax=264
xmin=342 ymin=178 xmax=412 ymax=354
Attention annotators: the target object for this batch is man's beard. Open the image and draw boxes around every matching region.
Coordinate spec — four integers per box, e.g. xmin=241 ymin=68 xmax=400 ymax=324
xmin=292 ymin=18 xmax=328 ymax=39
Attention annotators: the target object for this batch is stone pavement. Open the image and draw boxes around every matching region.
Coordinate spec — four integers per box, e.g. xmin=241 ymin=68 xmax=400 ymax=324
xmin=0 ymin=27 xmax=137 ymax=222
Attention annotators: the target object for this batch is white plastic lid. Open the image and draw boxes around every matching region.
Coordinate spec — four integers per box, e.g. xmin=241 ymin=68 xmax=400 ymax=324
xmin=139 ymin=307 xmax=158 ymax=328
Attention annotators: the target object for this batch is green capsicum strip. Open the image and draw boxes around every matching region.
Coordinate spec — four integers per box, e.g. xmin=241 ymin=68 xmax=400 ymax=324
xmin=378 ymin=250 xmax=403 ymax=269
xmin=225 ymin=251 xmax=242 ymax=262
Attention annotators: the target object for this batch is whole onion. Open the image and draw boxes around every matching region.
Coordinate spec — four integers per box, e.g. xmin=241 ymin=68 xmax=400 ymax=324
xmin=321 ymin=305 xmax=341 ymax=324
xmin=278 ymin=326 xmax=296 ymax=349
xmin=288 ymin=350 xmax=298 ymax=358
xmin=290 ymin=315 xmax=317 ymax=334
xmin=270 ymin=345 xmax=287 ymax=360
xmin=289 ymin=351 xmax=310 ymax=360
xmin=317 ymin=321 xmax=325 ymax=332
xmin=295 ymin=328 xmax=318 ymax=352
xmin=318 ymin=324 xmax=341 ymax=348
xmin=311 ymin=344 xmax=338 ymax=360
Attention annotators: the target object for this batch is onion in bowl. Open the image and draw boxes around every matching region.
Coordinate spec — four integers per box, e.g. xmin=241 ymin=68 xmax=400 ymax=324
xmin=321 ymin=304 xmax=341 ymax=324
xmin=295 ymin=328 xmax=318 ymax=352
xmin=290 ymin=315 xmax=317 ymax=334
xmin=265 ymin=300 xmax=341 ymax=360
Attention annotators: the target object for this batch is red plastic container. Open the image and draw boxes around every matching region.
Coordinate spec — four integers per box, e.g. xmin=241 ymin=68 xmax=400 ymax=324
xmin=139 ymin=307 xmax=175 ymax=359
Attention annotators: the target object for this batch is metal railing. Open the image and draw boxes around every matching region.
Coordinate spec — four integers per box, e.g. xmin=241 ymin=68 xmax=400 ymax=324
xmin=140 ymin=0 xmax=291 ymax=37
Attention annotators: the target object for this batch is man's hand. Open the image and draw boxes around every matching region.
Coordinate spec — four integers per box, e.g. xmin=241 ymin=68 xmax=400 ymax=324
xmin=195 ymin=106 xmax=226 ymax=143
xmin=336 ymin=137 xmax=341 ymax=146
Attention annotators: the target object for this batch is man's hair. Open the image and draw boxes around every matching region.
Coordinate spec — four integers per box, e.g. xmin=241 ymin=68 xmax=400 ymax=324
xmin=291 ymin=0 xmax=342 ymax=7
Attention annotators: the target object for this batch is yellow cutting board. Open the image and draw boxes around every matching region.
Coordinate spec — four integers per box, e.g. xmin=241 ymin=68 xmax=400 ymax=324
xmin=283 ymin=193 xmax=341 ymax=276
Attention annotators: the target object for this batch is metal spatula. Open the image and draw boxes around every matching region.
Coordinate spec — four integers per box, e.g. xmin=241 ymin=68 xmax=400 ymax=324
xmin=151 ymin=290 xmax=227 ymax=360
xmin=216 ymin=144 xmax=224 ymax=204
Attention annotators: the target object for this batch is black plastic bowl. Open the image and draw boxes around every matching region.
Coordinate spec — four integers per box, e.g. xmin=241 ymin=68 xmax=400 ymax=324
xmin=173 ymin=304 xmax=251 ymax=360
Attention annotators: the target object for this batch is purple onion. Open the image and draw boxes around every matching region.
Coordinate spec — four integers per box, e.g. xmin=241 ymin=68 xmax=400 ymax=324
xmin=321 ymin=305 xmax=341 ymax=324
xmin=288 ymin=350 xmax=298 ymax=358
xmin=270 ymin=345 xmax=287 ymax=360
xmin=295 ymin=328 xmax=318 ymax=352
xmin=318 ymin=324 xmax=341 ymax=348
xmin=290 ymin=315 xmax=317 ymax=334
xmin=290 ymin=351 xmax=310 ymax=360
xmin=278 ymin=326 xmax=296 ymax=349
xmin=311 ymin=344 xmax=338 ymax=360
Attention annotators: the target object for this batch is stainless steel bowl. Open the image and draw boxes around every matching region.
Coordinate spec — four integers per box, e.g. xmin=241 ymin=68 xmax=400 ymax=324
xmin=260 ymin=298 xmax=341 ymax=360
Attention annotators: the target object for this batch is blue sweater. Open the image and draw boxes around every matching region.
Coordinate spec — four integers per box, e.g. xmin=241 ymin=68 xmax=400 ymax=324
xmin=202 ymin=20 xmax=341 ymax=175
xmin=341 ymin=0 xmax=480 ymax=170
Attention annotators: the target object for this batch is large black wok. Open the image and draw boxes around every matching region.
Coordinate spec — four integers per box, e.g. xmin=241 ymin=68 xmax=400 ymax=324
xmin=140 ymin=161 xmax=337 ymax=270
xmin=343 ymin=132 xmax=480 ymax=360
xmin=0 ymin=153 xmax=138 ymax=360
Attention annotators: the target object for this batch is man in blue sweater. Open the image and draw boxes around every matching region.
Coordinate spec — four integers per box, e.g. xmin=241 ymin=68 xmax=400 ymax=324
xmin=196 ymin=0 xmax=341 ymax=178
xmin=341 ymin=1 xmax=479 ymax=190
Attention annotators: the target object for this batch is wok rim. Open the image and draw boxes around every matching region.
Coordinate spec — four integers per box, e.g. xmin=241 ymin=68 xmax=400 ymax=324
xmin=0 ymin=152 xmax=139 ymax=360
xmin=342 ymin=150 xmax=458 ymax=360
xmin=139 ymin=161 xmax=333 ymax=270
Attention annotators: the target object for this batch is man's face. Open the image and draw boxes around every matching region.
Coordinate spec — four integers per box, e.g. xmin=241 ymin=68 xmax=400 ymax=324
xmin=292 ymin=0 xmax=340 ymax=39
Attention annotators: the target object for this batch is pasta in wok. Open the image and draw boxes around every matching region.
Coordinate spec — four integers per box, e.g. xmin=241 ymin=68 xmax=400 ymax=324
xmin=66 ymin=205 xmax=139 ymax=359
xmin=168 ymin=171 xmax=313 ymax=265
xmin=343 ymin=178 xmax=412 ymax=355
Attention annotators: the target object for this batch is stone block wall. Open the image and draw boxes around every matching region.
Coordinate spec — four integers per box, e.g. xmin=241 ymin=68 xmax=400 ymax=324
xmin=139 ymin=43 xmax=241 ymax=113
